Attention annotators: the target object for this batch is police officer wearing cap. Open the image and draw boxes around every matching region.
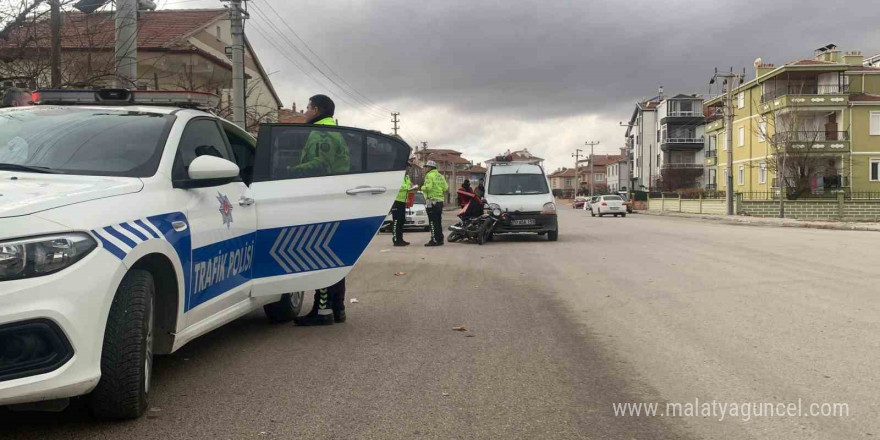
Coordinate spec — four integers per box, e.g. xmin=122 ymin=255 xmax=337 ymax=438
xmin=422 ymin=160 xmax=448 ymax=246
xmin=292 ymin=95 xmax=349 ymax=326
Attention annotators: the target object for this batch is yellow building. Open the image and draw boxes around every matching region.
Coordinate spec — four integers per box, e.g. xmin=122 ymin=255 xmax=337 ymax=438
xmin=704 ymin=45 xmax=880 ymax=196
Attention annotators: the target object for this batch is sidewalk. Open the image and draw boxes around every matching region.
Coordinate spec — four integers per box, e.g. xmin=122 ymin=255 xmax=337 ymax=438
xmin=638 ymin=210 xmax=880 ymax=232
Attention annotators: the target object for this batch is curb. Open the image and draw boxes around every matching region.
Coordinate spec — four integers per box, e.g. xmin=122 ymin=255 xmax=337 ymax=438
xmin=638 ymin=210 xmax=880 ymax=233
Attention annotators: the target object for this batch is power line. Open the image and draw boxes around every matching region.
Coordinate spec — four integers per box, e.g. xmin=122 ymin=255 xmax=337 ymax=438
xmin=261 ymin=0 xmax=395 ymax=115
xmin=249 ymin=2 xmax=389 ymax=118
xmin=247 ymin=20 xmax=386 ymax=120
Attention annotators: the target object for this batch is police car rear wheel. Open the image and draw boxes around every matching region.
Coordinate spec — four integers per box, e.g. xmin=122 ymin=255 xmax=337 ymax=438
xmin=90 ymin=269 xmax=154 ymax=420
xmin=263 ymin=292 xmax=305 ymax=323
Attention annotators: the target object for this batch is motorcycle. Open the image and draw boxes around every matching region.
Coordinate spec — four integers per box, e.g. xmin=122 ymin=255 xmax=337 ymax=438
xmin=448 ymin=203 xmax=504 ymax=245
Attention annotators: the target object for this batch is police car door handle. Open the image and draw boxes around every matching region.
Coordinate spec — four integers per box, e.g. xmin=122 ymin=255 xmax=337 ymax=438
xmin=345 ymin=186 xmax=386 ymax=195
xmin=172 ymin=221 xmax=188 ymax=232
xmin=238 ymin=196 xmax=255 ymax=207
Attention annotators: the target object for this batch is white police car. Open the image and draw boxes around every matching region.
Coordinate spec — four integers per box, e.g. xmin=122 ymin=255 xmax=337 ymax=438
xmin=0 ymin=89 xmax=410 ymax=419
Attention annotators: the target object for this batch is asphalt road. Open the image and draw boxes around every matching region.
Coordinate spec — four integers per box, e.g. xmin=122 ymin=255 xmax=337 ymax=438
xmin=2 ymin=209 xmax=878 ymax=439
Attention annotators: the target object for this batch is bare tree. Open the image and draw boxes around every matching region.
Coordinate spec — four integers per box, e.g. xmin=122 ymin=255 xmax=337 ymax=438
xmin=1 ymin=7 xmax=279 ymax=133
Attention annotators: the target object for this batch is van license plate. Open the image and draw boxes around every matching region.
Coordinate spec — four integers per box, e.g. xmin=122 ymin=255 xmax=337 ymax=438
xmin=511 ymin=219 xmax=535 ymax=226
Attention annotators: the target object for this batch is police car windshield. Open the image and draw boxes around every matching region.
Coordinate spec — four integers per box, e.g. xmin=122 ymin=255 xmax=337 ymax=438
xmin=488 ymin=173 xmax=549 ymax=195
xmin=0 ymin=107 xmax=174 ymax=177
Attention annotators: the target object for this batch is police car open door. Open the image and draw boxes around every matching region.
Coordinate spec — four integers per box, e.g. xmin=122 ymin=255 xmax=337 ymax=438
xmin=248 ymin=124 xmax=411 ymax=296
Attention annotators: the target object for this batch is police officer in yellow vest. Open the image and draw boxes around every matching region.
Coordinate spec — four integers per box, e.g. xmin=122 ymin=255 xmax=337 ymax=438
xmin=422 ymin=160 xmax=448 ymax=246
xmin=291 ymin=95 xmax=349 ymax=326
xmin=391 ymin=161 xmax=419 ymax=246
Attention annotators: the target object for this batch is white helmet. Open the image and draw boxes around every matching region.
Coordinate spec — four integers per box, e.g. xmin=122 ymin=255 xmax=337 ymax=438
xmin=425 ymin=160 xmax=438 ymax=168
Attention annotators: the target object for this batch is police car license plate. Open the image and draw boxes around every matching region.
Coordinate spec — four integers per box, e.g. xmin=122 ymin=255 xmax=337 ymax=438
xmin=610 ymin=207 xmax=620 ymax=210
xmin=511 ymin=219 xmax=535 ymax=226
xmin=406 ymin=216 xmax=413 ymax=222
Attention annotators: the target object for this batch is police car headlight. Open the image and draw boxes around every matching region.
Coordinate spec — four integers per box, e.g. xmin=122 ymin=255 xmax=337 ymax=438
xmin=414 ymin=210 xmax=426 ymax=216
xmin=0 ymin=234 xmax=97 ymax=282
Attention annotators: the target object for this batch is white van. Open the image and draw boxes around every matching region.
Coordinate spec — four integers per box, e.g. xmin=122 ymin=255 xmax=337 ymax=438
xmin=484 ymin=161 xmax=558 ymax=241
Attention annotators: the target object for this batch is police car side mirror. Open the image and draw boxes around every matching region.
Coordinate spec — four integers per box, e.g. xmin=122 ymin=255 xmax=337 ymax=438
xmin=174 ymin=155 xmax=240 ymax=189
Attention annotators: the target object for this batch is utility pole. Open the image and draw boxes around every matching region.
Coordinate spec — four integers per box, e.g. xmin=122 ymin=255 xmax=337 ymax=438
xmin=50 ymin=0 xmax=61 ymax=87
xmin=571 ymin=148 xmax=583 ymax=197
xmin=585 ymin=141 xmax=600 ymax=196
xmin=227 ymin=0 xmax=247 ymax=129
xmin=620 ymin=121 xmax=636 ymax=200
xmin=391 ymin=112 xmax=400 ymax=136
xmin=421 ymin=141 xmax=428 ymax=150
xmin=115 ymin=0 xmax=138 ymax=88
xmin=710 ymin=67 xmax=746 ymax=215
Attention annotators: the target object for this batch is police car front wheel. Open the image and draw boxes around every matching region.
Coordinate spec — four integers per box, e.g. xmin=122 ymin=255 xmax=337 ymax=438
xmin=89 ymin=269 xmax=155 ymax=420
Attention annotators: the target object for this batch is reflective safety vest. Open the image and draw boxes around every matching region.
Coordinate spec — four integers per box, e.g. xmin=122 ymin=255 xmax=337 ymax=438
xmin=422 ymin=169 xmax=448 ymax=201
xmin=396 ymin=175 xmax=411 ymax=203
xmin=289 ymin=117 xmax=350 ymax=177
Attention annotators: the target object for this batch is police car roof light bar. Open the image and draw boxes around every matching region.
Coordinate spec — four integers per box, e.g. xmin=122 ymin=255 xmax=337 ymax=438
xmin=32 ymin=89 xmax=220 ymax=109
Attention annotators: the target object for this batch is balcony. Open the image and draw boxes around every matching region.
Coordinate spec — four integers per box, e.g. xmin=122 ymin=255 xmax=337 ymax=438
xmin=705 ymin=150 xmax=717 ymax=166
xmin=760 ymin=85 xmax=849 ymax=113
xmin=661 ymin=163 xmax=704 ymax=170
xmin=706 ymin=183 xmax=717 ymax=191
xmin=661 ymin=110 xmax=704 ymax=125
xmin=761 ymin=85 xmax=849 ymax=103
xmin=660 ymin=137 xmax=705 ymax=151
xmin=772 ymin=131 xmax=850 ymax=151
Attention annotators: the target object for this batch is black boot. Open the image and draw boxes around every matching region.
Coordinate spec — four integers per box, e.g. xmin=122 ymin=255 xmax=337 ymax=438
xmin=330 ymin=279 xmax=346 ymax=323
xmin=293 ymin=313 xmax=334 ymax=326
xmin=333 ymin=309 xmax=346 ymax=323
xmin=294 ymin=289 xmax=334 ymax=326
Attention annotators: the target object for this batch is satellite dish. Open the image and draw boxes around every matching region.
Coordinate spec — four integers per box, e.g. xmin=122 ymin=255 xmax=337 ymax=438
xmin=754 ymin=58 xmax=762 ymax=68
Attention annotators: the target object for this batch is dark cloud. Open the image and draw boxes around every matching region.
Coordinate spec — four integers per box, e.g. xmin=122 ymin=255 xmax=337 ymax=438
xmin=253 ymin=0 xmax=880 ymax=118
xmin=174 ymin=0 xmax=880 ymax=168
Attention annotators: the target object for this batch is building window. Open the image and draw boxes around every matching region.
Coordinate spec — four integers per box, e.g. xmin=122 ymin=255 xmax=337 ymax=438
xmin=723 ymin=168 xmax=728 ymax=187
xmin=871 ymin=112 xmax=880 ymax=136
xmin=871 ymin=158 xmax=880 ymax=181
xmin=456 ymin=175 xmax=465 ymax=185
xmin=564 ymin=178 xmax=573 ymax=187
xmin=738 ymin=92 xmax=745 ymax=109
xmin=738 ymin=126 xmax=745 ymax=147
xmin=738 ymin=165 xmax=744 ymax=186
xmin=723 ymin=132 xmax=728 ymax=150
xmin=594 ymin=173 xmax=605 ymax=182
xmin=759 ymin=163 xmax=767 ymax=184
xmin=758 ymin=120 xmax=766 ymax=142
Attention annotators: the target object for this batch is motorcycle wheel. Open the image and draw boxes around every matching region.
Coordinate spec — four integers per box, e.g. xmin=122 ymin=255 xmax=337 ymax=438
xmin=476 ymin=222 xmax=490 ymax=245
xmin=448 ymin=231 xmax=463 ymax=242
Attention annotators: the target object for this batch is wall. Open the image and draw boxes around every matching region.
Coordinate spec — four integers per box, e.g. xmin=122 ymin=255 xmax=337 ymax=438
xmin=849 ymin=106 xmax=880 ymax=192
xmin=738 ymin=197 xmax=880 ymax=221
xmin=647 ymin=196 xmax=727 ymax=214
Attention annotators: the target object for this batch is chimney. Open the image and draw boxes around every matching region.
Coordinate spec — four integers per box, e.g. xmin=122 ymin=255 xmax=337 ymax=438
xmin=755 ymin=63 xmax=776 ymax=79
xmin=844 ymin=51 xmax=864 ymax=66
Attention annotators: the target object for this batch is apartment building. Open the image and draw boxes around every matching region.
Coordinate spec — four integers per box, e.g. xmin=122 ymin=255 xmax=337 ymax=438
xmin=704 ymin=45 xmax=880 ymax=195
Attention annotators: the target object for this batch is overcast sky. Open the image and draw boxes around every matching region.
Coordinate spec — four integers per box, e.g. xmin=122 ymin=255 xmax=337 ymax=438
xmin=172 ymin=0 xmax=880 ymax=171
